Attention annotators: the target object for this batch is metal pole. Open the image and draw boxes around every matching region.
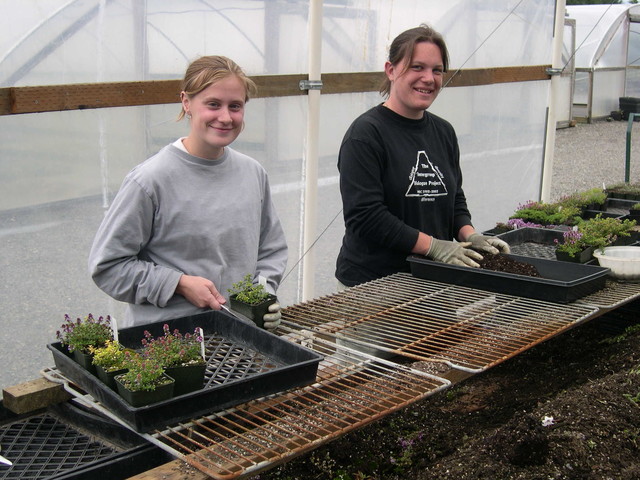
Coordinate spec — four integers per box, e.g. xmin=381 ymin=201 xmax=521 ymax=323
xmin=626 ymin=113 xmax=637 ymax=183
xmin=540 ymin=0 xmax=566 ymax=202
xmin=301 ymin=0 xmax=323 ymax=302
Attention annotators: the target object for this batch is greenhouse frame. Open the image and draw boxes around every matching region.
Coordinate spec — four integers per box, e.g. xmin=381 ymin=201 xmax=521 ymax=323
xmin=565 ymin=3 xmax=640 ymax=123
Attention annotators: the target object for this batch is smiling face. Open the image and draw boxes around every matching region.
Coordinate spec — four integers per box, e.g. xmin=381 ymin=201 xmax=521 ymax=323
xmin=181 ymin=75 xmax=247 ymax=159
xmin=384 ymin=41 xmax=444 ymax=120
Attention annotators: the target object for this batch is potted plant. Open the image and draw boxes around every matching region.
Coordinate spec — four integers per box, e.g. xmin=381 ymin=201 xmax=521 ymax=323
xmin=579 ymin=187 xmax=608 ymax=211
xmin=579 ymin=215 xmax=637 ymax=249
xmin=90 ymin=340 xmax=131 ymax=390
xmin=56 ymin=314 xmax=114 ymax=373
xmin=141 ymin=324 xmax=206 ymax=396
xmin=554 ymin=230 xmax=594 ymax=263
xmin=509 ymin=200 xmax=581 ymax=227
xmin=629 ymin=203 xmax=640 ymax=220
xmin=228 ymin=274 xmax=278 ymax=329
xmin=555 ymin=215 xmax=638 ymax=262
xmin=606 ymin=182 xmax=640 ymax=201
xmin=559 ymin=188 xmax=607 ymax=213
xmin=114 ymin=351 xmax=175 ymax=407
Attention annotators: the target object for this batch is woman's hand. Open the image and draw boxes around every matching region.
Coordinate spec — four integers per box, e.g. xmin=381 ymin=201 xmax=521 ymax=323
xmin=175 ymin=274 xmax=226 ymax=310
xmin=426 ymin=238 xmax=483 ymax=267
xmin=466 ymin=233 xmax=511 ymax=255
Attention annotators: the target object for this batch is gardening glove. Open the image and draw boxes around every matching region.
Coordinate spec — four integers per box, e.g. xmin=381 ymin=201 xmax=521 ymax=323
xmin=466 ymin=233 xmax=511 ymax=255
xmin=426 ymin=238 xmax=483 ymax=268
xmin=263 ymin=302 xmax=281 ymax=331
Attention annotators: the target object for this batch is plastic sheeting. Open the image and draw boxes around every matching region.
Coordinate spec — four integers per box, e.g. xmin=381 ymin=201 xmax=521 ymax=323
xmin=566 ymin=4 xmax=640 ymax=120
xmin=0 ymin=0 xmax=557 ymax=390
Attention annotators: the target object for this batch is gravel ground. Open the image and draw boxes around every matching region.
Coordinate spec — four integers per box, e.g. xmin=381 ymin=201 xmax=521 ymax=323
xmin=550 ymin=118 xmax=640 ymax=201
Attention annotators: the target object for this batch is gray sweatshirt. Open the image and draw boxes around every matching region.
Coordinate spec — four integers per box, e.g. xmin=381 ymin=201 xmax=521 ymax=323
xmin=88 ymin=143 xmax=288 ymax=328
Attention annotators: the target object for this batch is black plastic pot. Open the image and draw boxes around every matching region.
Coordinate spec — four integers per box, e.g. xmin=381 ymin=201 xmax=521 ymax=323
xmin=555 ymin=247 xmax=594 ymax=264
xmin=95 ymin=365 xmax=127 ymax=391
xmin=229 ymin=294 xmax=277 ymax=328
xmin=164 ymin=362 xmax=206 ymax=396
xmin=72 ymin=350 xmax=96 ymax=374
xmin=115 ymin=373 xmax=175 ymax=408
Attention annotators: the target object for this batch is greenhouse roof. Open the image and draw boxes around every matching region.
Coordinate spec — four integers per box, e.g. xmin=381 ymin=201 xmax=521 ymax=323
xmin=566 ymin=3 xmax=637 ymax=69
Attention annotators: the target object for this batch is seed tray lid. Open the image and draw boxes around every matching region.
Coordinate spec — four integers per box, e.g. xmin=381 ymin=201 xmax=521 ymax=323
xmin=408 ymin=253 xmax=610 ymax=304
xmin=47 ymin=310 xmax=323 ymax=433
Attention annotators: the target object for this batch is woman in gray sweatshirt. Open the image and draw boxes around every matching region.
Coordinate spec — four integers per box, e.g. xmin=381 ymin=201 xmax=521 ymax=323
xmin=88 ymin=56 xmax=287 ymax=329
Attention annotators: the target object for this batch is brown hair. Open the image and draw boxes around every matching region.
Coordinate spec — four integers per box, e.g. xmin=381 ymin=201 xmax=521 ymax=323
xmin=380 ymin=24 xmax=449 ymax=98
xmin=178 ymin=55 xmax=258 ymax=120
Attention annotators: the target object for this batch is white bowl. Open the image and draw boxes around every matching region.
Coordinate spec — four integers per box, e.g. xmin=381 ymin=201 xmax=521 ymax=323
xmin=592 ymin=246 xmax=640 ymax=281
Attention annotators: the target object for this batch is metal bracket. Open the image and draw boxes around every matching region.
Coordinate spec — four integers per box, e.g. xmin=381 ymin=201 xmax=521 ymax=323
xmin=299 ymin=79 xmax=323 ymax=91
xmin=545 ymin=67 xmax=563 ymax=76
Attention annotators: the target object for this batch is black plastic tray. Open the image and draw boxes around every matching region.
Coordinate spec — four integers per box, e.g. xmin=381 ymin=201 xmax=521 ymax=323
xmin=583 ymin=197 xmax=637 ymax=218
xmin=47 ymin=310 xmax=323 ymax=432
xmin=408 ymin=253 xmax=610 ymax=304
xmin=495 ymin=227 xmax=564 ymax=244
xmin=494 ymin=227 xmax=563 ymax=260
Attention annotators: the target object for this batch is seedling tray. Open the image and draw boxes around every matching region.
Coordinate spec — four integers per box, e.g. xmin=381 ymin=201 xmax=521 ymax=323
xmin=408 ymin=253 xmax=610 ymax=304
xmin=47 ymin=310 xmax=323 ymax=432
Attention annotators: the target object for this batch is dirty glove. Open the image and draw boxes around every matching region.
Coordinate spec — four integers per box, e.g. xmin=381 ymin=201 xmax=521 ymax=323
xmin=427 ymin=238 xmax=483 ymax=267
xmin=263 ymin=302 xmax=281 ymax=331
xmin=467 ymin=233 xmax=511 ymax=255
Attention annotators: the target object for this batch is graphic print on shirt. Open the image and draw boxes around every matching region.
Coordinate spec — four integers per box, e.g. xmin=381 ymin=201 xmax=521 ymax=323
xmin=405 ymin=150 xmax=448 ymax=198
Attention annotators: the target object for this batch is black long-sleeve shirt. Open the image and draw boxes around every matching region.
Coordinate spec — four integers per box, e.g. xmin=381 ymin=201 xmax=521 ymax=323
xmin=335 ymin=104 xmax=472 ymax=286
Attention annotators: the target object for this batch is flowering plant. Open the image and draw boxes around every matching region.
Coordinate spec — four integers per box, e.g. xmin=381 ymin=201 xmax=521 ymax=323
xmin=554 ymin=230 xmax=588 ymax=257
xmin=228 ymin=274 xmax=272 ymax=305
xmin=141 ymin=324 xmax=204 ymax=368
xmin=90 ymin=340 xmax=129 ymax=372
xmin=579 ymin=215 xmax=636 ymax=251
xmin=554 ymin=215 xmax=637 ymax=256
xmin=56 ymin=313 xmax=113 ymax=354
xmin=117 ymin=350 xmax=170 ymax=392
xmin=506 ymin=218 xmax=550 ymax=229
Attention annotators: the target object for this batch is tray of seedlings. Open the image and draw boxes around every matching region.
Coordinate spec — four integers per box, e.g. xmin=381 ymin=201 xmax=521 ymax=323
xmin=47 ymin=310 xmax=323 ymax=432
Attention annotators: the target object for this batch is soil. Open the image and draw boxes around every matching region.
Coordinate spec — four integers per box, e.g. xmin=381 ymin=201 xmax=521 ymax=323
xmin=253 ymin=302 xmax=640 ymax=480
xmin=478 ymin=253 xmax=541 ymax=277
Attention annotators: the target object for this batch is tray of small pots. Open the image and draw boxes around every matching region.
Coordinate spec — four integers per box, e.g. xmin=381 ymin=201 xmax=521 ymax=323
xmin=48 ymin=311 xmax=323 ymax=432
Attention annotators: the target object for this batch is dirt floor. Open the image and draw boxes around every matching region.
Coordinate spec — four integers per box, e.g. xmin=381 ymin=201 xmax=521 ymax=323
xmin=253 ymin=302 xmax=640 ymax=480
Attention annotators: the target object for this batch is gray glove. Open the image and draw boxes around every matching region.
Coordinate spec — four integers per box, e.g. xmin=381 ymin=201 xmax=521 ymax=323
xmin=467 ymin=233 xmax=511 ymax=255
xmin=263 ymin=302 xmax=281 ymax=331
xmin=427 ymin=238 xmax=483 ymax=267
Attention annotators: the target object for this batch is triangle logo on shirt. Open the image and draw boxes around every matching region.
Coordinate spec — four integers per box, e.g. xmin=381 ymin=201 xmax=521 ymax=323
xmin=405 ymin=150 xmax=448 ymax=197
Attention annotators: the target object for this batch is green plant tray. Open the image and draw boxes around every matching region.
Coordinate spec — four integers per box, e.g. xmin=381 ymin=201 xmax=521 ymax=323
xmin=47 ymin=311 xmax=323 ymax=432
xmin=407 ymin=253 xmax=610 ymax=304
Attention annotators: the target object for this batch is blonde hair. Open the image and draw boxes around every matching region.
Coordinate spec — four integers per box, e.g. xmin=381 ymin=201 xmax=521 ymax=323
xmin=178 ymin=56 xmax=258 ymax=120
xmin=380 ymin=24 xmax=449 ymax=98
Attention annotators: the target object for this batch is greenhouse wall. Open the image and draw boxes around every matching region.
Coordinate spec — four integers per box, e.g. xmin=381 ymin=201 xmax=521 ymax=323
xmin=0 ymin=0 xmax=558 ymax=391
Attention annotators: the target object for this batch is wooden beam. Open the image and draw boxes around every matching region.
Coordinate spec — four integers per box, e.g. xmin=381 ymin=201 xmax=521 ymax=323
xmin=444 ymin=65 xmax=550 ymax=87
xmin=0 ymin=65 xmax=550 ymax=116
